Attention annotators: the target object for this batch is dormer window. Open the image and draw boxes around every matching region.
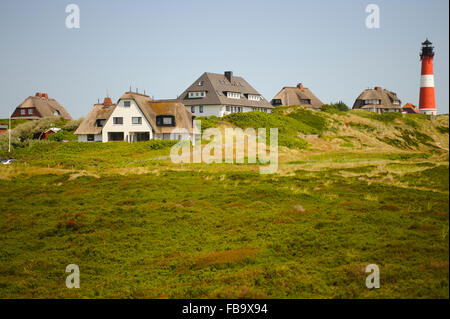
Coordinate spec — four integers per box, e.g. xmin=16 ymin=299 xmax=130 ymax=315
xmin=392 ymin=100 xmax=401 ymax=106
xmin=96 ymin=119 xmax=106 ymax=127
xmin=188 ymin=91 xmax=206 ymax=99
xmin=156 ymin=115 xmax=175 ymax=127
xmin=248 ymin=94 xmax=261 ymax=101
xmin=53 ymin=110 xmax=60 ymax=116
xmin=364 ymin=99 xmax=381 ymax=105
xmin=272 ymin=99 xmax=282 ymax=106
xmin=300 ymin=99 xmax=311 ymax=104
xmin=227 ymin=92 xmax=241 ymax=99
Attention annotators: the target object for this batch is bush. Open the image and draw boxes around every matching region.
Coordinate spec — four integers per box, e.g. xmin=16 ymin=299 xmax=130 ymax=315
xmin=63 ymin=119 xmax=84 ymax=131
xmin=195 ymin=116 xmax=220 ymax=133
xmin=321 ymin=101 xmax=349 ymax=113
xmin=47 ymin=130 xmax=77 ymax=142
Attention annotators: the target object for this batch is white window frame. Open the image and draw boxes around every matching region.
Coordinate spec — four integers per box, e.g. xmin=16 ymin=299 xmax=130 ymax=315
xmin=132 ymin=117 xmax=142 ymax=125
xmin=113 ymin=117 xmax=123 ymax=125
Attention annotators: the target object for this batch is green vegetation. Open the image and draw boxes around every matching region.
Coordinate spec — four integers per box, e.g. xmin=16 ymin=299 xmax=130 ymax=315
xmin=221 ymin=109 xmax=328 ymax=149
xmin=195 ymin=116 xmax=221 ymax=133
xmin=0 ymin=158 xmax=447 ymax=298
xmin=0 ymin=118 xmax=82 ymax=152
xmin=0 ymin=118 xmax=29 ymax=129
xmin=354 ymin=110 xmax=404 ymax=124
xmin=0 ymin=108 xmax=448 ymax=299
xmin=321 ymin=101 xmax=349 ymax=113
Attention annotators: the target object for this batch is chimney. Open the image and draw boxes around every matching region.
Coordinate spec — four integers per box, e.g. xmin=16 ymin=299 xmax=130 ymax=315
xmin=42 ymin=93 xmax=48 ymax=99
xmin=225 ymin=71 xmax=233 ymax=82
xmin=375 ymin=86 xmax=382 ymax=92
xmin=297 ymin=83 xmax=304 ymax=90
xmin=36 ymin=92 xmax=42 ymax=98
xmin=103 ymin=97 xmax=112 ymax=106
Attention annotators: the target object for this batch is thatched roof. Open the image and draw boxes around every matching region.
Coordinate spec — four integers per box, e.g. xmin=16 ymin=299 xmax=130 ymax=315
xmin=119 ymin=92 xmax=196 ymax=134
xmin=271 ymin=84 xmax=324 ymax=109
xmin=74 ymin=103 xmax=116 ymax=135
xmin=178 ymin=72 xmax=273 ymax=109
xmin=353 ymin=87 xmax=402 ymax=110
xmin=12 ymin=95 xmax=72 ymax=120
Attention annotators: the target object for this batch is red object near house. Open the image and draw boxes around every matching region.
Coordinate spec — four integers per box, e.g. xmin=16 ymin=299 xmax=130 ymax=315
xmin=44 ymin=131 xmax=54 ymax=140
xmin=0 ymin=122 xmax=7 ymax=135
xmin=419 ymin=39 xmax=437 ymax=115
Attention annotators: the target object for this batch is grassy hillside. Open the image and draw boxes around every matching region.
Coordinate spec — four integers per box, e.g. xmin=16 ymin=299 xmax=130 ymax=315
xmin=0 ymin=107 xmax=448 ymax=298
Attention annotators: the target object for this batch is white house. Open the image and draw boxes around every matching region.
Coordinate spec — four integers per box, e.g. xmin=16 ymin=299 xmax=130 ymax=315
xmin=177 ymin=71 xmax=274 ymax=117
xmin=75 ymin=92 xmax=198 ymax=143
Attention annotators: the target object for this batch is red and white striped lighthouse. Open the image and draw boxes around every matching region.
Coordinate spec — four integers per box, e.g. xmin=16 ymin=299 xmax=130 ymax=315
xmin=419 ymin=39 xmax=437 ymax=115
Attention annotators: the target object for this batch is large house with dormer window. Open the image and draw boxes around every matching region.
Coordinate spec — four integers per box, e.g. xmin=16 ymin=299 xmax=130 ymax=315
xmin=352 ymin=86 xmax=402 ymax=113
xmin=177 ymin=71 xmax=273 ymax=117
xmin=75 ymin=91 xmax=198 ymax=143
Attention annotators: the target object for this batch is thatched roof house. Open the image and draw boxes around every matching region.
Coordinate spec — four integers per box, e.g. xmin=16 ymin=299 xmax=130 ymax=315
xmin=75 ymin=92 xmax=197 ymax=142
xmin=118 ymin=92 xmax=196 ymax=135
xmin=74 ymin=98 xmax=116 ymax=136
xmin=352 ymin=87 xmax=402 ymax=113
xmin=11 ymin=93 xmax=72 ymax=120
xmin=271 ymin=83 xmax=324 ymax=110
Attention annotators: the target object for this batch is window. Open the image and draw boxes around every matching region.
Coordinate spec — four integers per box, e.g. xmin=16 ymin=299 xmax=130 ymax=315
xmin=198 ymin=81 xmax=204 ymax=86
xmin=227 ymin=92 xmax=241 ymax=99
xmin=272 ymin=99 xmax=282 ymax=106
xmin=156 ymin=115 xmax=175 ymax=126
xmin=21 ymin=109 xmax=26 ymax=115
xmin=163 ymin=133 xmax=171 ymax=140
xmin=132 ymin=117 xmax=142 ymax=124
xmin=28 ymin=109 xmax=33 ymax=115
xmin=188 ymin=91 xmax=206 ymax=99
xmin=248 ymin=94 xmax=260 ymax=101
xmin=300 ymin=99 xmax=311 ymax=104
xmin=54 ymin=110 xmax=60 ymax=116
xmin=364 ymin=99 xmax=381 ymax=105
xmin=96 ymin=119 xmax=106 ymax=127
xmin=123 ymin=101 xmax=131 ymax=107
xmin=113 ymin=117 xmax=123 ymax=124
xmin=199 ymin=106 xmax=203 ymax=113
xmin=392 ymin=100 xmax=401 ymax=106
xmin=191 ymin=106 xmax=195 ymax=113
xmin=87 ymin=134 xmax=95 ymax=142
xmin=226 ymin=106 xmax=230 ymax=112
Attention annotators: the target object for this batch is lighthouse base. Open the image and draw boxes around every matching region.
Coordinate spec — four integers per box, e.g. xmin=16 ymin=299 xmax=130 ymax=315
xmin=420 ymin=109 xmax=437 ymax=116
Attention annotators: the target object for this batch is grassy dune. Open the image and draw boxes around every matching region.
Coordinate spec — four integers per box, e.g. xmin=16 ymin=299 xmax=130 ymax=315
xmin=0 ymin=108 xmax=448 ymax=298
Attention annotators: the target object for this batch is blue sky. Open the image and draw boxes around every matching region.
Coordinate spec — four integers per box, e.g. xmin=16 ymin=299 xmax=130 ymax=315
xmin=0 ymin=0 xmax=448 ymax=118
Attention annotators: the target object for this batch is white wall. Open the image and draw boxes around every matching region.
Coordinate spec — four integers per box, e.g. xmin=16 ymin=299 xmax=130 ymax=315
xmin=77 ymin=134 xmax=102 ymax=142
xmin=189 ymin=105 xmax=271 ymax=117
xmin=102 ymin=99 xmax=154 ymax=142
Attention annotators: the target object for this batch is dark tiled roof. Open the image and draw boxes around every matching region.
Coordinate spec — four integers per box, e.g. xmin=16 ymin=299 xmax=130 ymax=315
xmin=177 ymin=72 xmax=273 ymax=108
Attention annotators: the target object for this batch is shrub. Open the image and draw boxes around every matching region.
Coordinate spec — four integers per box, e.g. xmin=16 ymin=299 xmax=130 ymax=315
xmin=195 ymin=116 xmax=220 ymax=133
xmin=321 ymin=101 xmax=349 ymax=113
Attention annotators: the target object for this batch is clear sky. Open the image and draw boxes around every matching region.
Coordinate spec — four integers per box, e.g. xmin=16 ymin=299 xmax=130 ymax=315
xmin=0 ymin=0 xmax=448 ymax=118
